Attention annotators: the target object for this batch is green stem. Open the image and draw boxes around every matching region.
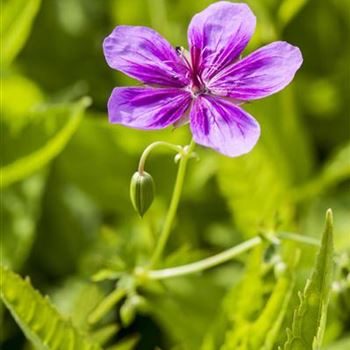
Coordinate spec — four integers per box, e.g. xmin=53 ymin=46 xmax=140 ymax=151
xmin=150 ymin=139 xmax=196 ymax=267
xmin=88 ymin=288 xmax=126 ymax=325
xmin=138 ymin=141 xmax=183 ymax=174
xmin=143 ymin=231 xmax=320 ymax=280
xmin=277 ymin=231 xmax=320 ymax=247
xmin=147 ymin=236 xmax=262 ymax=280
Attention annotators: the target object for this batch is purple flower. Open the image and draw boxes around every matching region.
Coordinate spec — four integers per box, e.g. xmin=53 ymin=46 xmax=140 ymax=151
xmin=103 ymin=1 xmax=302 ymax=157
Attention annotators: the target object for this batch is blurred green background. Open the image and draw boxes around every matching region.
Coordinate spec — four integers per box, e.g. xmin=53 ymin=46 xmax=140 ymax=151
xmin=1 ymin=0 xmax=349 ymax=349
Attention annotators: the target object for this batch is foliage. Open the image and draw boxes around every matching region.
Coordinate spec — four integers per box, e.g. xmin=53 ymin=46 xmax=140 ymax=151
xmin=0 ymin=266 xmax=101 ymax=350
xmin=1 ymin=97 xmax=90 ymax=188
xmin=283 ymin=210 xmax=334 ymax=349
xmin=220 ymin=244 xmax=298 ymax=350
xmin=1 ymin=0 xmax=41 ymax=66
xmin=1 ymin=0 xmax=349 ymax=349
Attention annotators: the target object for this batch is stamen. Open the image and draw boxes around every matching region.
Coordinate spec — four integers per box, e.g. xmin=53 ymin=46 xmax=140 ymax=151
xmin=175 ymin=46 xmax=192 ymax=71
xmin=175 ymin=46 xmax=182 ymax=54
xmin=175 ymin=45 xmax=209 ymax=98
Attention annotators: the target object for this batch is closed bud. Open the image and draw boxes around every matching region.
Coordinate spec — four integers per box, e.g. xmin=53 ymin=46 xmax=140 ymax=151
xmin=130 ymin=171 xmax=155 ymax=217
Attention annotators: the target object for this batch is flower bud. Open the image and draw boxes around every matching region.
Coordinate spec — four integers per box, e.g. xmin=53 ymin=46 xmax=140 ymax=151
xmin=130 ymin=171 xmax=154 ymax=217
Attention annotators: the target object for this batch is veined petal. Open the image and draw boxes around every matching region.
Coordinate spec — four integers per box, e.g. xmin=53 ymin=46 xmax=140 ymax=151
xmin=208 ymin=41 xmax=303 ymax=100
xmin=108 ymin=87 xmax=192 ymax=129
xmin=190 ymin=95 xmax=260 ymax=157
xmin=188 ymin=2 xmax=256 ymax=81
xmin=103 ymin=26 xmax=190 ymax=87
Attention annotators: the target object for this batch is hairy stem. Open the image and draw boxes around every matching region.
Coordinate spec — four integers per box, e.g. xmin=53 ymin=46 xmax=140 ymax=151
xmin=150 ymin=139 xmax=196 ymax=267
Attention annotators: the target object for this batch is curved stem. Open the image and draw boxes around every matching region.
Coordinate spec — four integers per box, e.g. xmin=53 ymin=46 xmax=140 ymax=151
xmin=138 ymin=141 xmax=183 ymax=174
xmin=150 ymin=139 xmax=196 ymax=267
xmin=143 ymin=231 xmax=320 ymax=280
xmin=147 ymin=236 xmax=262 ymax=280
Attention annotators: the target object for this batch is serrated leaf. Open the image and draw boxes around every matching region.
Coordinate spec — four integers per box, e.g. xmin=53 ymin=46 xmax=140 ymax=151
xmin=219 ymin=246 xmax=266 ymax=349
xmin=221 ymin=246 xmax=298 ymax=350
xmin=224 ymin=246 xmax=266 ymax=326
xmin=250 ymin=249 xmax=299 ymax=350
xmin=0 ymin=265 xmax=102 ymax=350
xmin=1 ymin=0 xmax=41 ymax=66
xmin=1 ymin=97 xmax=90 ymax=188
xmin=284 ymin=209 xmax=334 ymax=350
xmin=217 ymin=88 xmax=314 ymax=238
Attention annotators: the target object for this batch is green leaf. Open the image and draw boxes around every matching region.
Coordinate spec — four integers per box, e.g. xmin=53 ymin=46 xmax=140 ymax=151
xmin=217 ymin=144 xmax=293 ymax=237
xmin=0 ymin=265 xmax=102 ymax=350
xmin=1 ymin=0 xmax=41 ymax=66
xmin=217 ymin=83 xmax=314 ymax=238
xmin=1 ymin=172 xmax=46 ymax=269
xmin=221 ymin=246 xmax=298 ymax=350
xmin=224 ymin=246 xmax=266 ymax=328
xmin=220 ymin=246 xmax=266 ymax=349
xmin=245 ymin=86 xmax=314 ymax=184
xmin=284 ymin=209 xmax=334 ymax=350
xmin=249 ymin=256 xmax=298 ymax=350
xmin=51 ymin=279 xmax=105 ymax=332
xmin=295 ymin=141 xmax=350 ymax=201
xmin=277 ymin=0 xmax=309 ymax=28
xmin=1 ymin=97 xmax=91 ymax=188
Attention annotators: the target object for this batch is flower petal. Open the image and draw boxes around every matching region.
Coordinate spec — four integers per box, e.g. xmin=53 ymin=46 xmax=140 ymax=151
xmin=103 ymin=26 xmax=190 ymax=87
xmin=190 ymin=95 xmax=260 ymax=157
xmin=208 ymin=41 xmax=303 ymax=100
xmin=108 ymin=87 xmax=192 ymax=129
xmin=188 ymin=2 xmax=256 ymax=81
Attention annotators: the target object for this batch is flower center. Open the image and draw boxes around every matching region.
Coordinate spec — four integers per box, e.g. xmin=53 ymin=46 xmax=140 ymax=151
xmin=190 ymin=84 xmax=208 ymax=97
xmin=176 ymin=46 xmax=208 ymax=98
